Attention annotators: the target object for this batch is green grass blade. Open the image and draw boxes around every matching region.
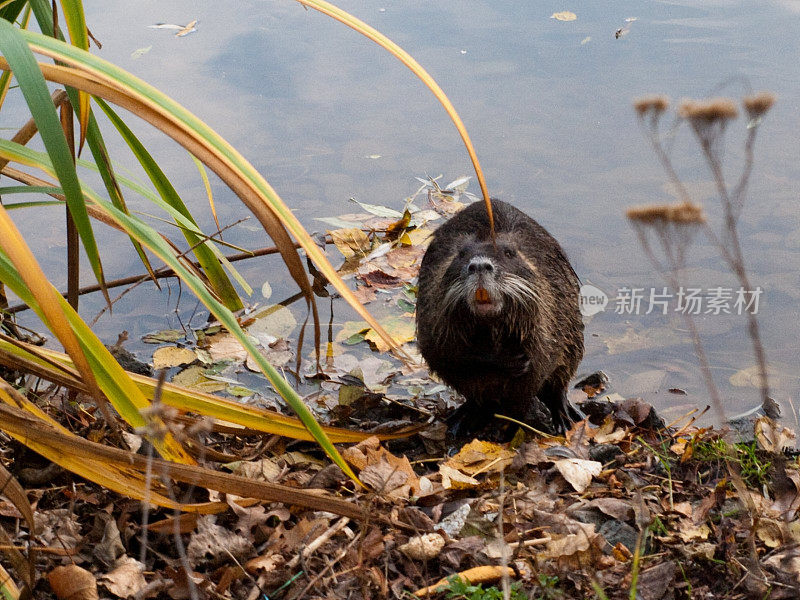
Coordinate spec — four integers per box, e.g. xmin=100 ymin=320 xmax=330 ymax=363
xmin=0 ymin=19 xmax=107 ymax=299
xmin=0 ymin=185 xmax=62 ymax=195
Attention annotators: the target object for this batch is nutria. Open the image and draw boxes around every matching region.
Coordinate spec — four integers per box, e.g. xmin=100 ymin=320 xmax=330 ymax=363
xmin=416 ymin=199 xmax=584 ymax=437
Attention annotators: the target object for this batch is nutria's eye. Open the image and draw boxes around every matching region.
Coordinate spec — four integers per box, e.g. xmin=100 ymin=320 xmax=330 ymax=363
xmin=503 ymin=248 xmax=515 ymax=259
xmin=458 ymin=248 xmax=468 ymax=258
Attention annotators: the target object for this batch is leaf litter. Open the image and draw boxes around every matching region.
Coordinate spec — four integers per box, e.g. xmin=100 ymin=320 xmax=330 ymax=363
xmin=5 ymin=177 xmax=800 ymax=598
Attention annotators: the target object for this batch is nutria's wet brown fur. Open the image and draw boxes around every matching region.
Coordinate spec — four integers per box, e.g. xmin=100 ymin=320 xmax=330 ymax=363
xmin=416 ymin=199 xmax=584 ymax=437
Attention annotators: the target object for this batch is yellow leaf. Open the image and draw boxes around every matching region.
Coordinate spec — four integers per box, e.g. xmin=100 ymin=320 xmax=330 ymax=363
xmin=152 ymin=346 xmax=196 ymax=369
xmin=364 ymin=316 xmax=415 ymax=352
xmin=444 ymin=439 xmax=515 ymax=476
xmin=551 ymin=11 xmax=577 ymax=21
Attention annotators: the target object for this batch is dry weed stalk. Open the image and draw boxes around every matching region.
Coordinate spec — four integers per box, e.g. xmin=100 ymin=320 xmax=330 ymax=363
xmin=632 ymin=91 xmax=778 ymax=421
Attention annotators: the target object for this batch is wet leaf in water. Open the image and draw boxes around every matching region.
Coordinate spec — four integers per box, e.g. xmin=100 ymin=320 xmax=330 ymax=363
xmin=142 ymin=329 xmax=184 ymax=344
xmin=329 ymin=227 xmax=371 ymax=259
xmin=226 ymin=385 xmax=258 ymax=398
xmin=314 ymin=216 xmax=364 ymax=229
xmin=248 ymin=305 xmax=298 ymax=343
xmin=261 ymin=281 xmax=272 ymax=300
xmin=444 ymin=176 xmax=471 ymax=191
xmin=349 ymin=198 xmax=403 ymax=218
xmin=580 ymin=36 xmax=592 ymax=45
xmin=171 ymin=365 xmax=227 ymax=393
xmin=204 ymin=333 xmax=249 ymax=362
xmin=353 ymin=285 xmax=377 ymax=304
xmin=551 ymin=11 xmax=577 ymax=21
xmin=130 ymin=45 xmax=152 ymax=59
xmin=176 ymin=19 xmax=198 ymax=37
xmin=152 ymin=346 xmax=196 ymax=369
xmin=386 ymin=245 xmax=424 ymax=269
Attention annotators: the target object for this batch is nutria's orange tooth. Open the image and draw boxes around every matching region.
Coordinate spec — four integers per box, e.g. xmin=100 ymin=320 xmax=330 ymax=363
xmin=475 ymin=287 xmax=491 ymax=304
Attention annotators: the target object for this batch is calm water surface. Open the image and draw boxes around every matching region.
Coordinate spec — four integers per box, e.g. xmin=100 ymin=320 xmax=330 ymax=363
xmin=5 ymin=0 xmax=800 ymax=423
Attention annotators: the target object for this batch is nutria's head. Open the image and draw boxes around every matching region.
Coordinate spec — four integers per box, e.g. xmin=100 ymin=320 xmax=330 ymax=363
xmin=440 ymin=236 xmax=540 ymax=320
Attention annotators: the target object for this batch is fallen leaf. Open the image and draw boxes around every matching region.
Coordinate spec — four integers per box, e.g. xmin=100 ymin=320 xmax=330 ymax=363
xmin=551 ymin=11 xmax=577 ymax=21
xmin=350 ymin=198 xmax=403 ymax=218
xmin=248 ymin=304 xmax=298 ymax=343
xmin=329 ymin=227 xmax=371 ymax=259
xmin=677 ymin=521 xmax=710 ymax=543
xmin=98 ymin=557 xmax=146 ymax=598
xmin=141 ymin=329 xmax=184 ymax=344
xmin=130 ymin=45 xmax=152 ymax=59
xmin=171 ymin=365 xmax=227 ymax=393
xmin=176 ymin=19 xmax=198 ymax=36
xmin=554 ymin=458 xmax=602 ymax=493
xmin=439 ymin=464 xmax=480 ymax=490
xmin=445 ymin=439 xmax=515 ymax=476
xmin=399 ymin=533 xmax=445 ymax=561
xmin=152 ymin=346 xmax=196 ymax=369
xmin=755 ymin=416 xmax=796 ymax=452
xmin=48 ymin=565 xmax=98 ymax=600
xmin=187 ymin=515 xmax=254 ymax=568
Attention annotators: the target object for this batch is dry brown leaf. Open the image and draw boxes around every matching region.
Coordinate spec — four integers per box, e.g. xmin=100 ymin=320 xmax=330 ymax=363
xmin=204 ymin=332 xmax=249 ymax=362
xmin=187 ymin=515 xmax=254 ymax=568
xmin=97 ymin=557 xmax=146 ymax=598
xmin=541 ymin=522 xmax=597 ymax=559
xmin=48 ymin=565 xmax=98 ymax=600
xmin=439 ymin=464 xmax=480 ymax=490
xmin=245 ymin=552 xmax=286 ymax=575
xmin=444 ymin=439 xmax=515 ymax=476
xmin=341 ymin=436 xmax=421 ymax=495
xmin=756 ymin=518 xmax=784 ymax=548
xmin=399 ymin=533 xmax=445 ymax=561
xmin=554 ymin=458 xmax=602 ymax=493
xmin=152 ymin=346 xmax=196 ymax=369
xmin=353 ymin=284 xmax=377 ymax=304
xmin=677 ymin=520 xmax=710 ymax=542
xmin=386 ymin=244 xmax=425 ymax=270
xmin=755 ymin=416 xmax=796 ymax=452
xmin=329 ymin=227 xmax=371 ymax=259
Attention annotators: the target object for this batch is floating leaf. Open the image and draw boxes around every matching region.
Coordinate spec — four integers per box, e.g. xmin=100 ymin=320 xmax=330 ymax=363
xmin=329 ymin=227 xmax=371 ymax=259
xmin=248 ymin=305 xmax=298 ymax=343
xmin=349 ymin=198 xmax=403 ymax=218
xmin=176 ymin=19 xmax=198 ymax=37
xmin=171 ymin=365 xmax=227 ymax=393
xmin=152 ymin=346 xmax=196 ymax=369
xmin=130 ymin=45 xmax=152 ymax=59
xmin=551 ymin=11 xmax=577 ymax=21
xmin=142 ymin=329 xmax=184 ymax=344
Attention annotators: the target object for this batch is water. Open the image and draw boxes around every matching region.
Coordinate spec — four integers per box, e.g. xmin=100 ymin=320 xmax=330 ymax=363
xmin=5 ymin=0 xmax=800 ymax=424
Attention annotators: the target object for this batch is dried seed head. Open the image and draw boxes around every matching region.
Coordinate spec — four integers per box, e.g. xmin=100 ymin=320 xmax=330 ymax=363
xmin=626 ymin=201 xmax=706 ymax=225
xmin=678 ymin=98 xmax=739 ymax=122
xmin=743 ymin=91 xmax=776 ymax=119
xmin=633 ymin=95 xmax=670 ymax=116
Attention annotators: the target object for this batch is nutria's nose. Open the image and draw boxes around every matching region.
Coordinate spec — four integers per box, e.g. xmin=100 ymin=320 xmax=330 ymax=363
xmin=468 ymin=257 xmax=494 ymax=274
